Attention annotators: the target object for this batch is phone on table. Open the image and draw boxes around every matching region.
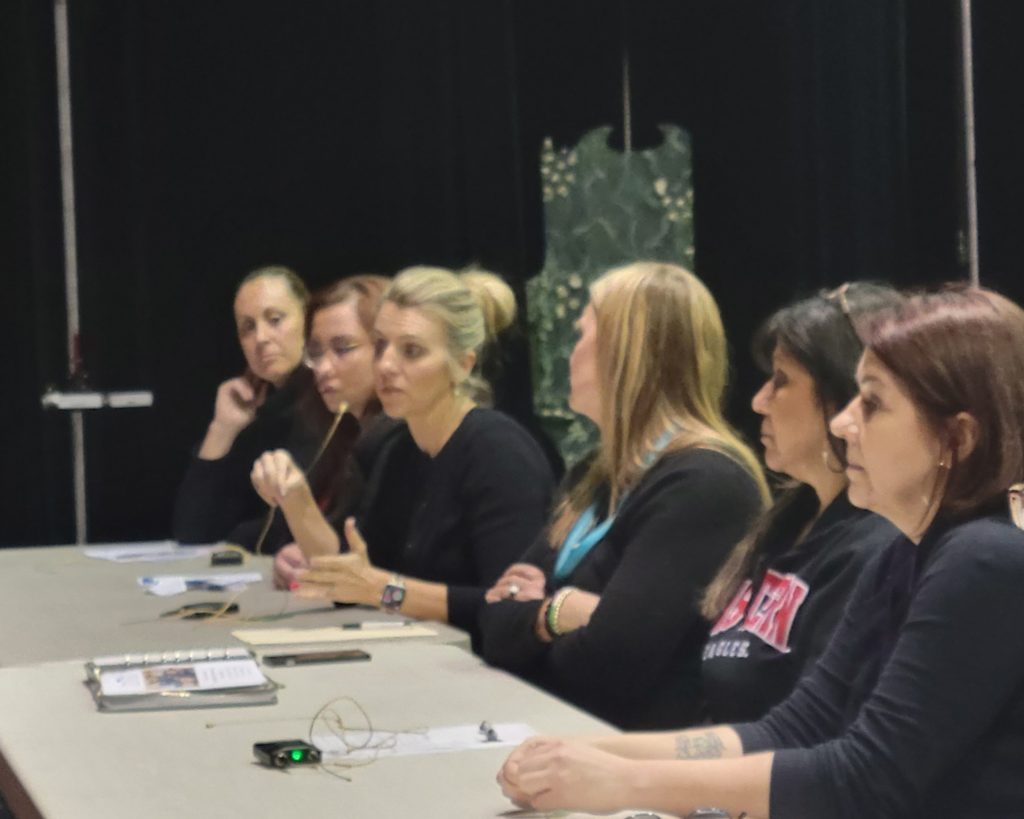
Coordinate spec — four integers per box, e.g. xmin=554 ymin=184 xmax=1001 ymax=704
xmin=262 ymin=649 xmax=371 ymax=667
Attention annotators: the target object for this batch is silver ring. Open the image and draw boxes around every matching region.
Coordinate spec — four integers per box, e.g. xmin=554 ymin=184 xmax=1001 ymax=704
xmin=507 ymin=583 xmax=520 ymax=599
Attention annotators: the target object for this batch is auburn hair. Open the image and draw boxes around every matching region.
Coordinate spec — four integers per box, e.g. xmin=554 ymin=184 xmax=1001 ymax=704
xmin=864 ymin=286 xmax=1024 ymax=520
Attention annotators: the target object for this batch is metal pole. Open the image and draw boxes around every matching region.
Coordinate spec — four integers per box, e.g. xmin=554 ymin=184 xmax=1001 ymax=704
xmin=54 ymin=0 xmax=88 ymax=542
xmin=959 ymin=0 xmax=980 ymax=286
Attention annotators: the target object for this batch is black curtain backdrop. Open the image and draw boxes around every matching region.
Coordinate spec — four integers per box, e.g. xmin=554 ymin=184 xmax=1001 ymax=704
xmin=2 ymin=0 xmax=1018 ymax=546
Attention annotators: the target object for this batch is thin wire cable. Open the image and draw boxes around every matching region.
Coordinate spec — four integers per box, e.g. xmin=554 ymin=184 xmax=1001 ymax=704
xmin=308 ymin=695 xmax=427 ymax=781
xmin=255 ymin=402 xmax=348 ymax=555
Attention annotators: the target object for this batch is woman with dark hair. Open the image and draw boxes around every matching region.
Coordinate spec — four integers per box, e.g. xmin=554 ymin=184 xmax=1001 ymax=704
xmin=173 ymin=265 xmax=318 ymax=547
xmin=700 ymin=283 xmax=900 ymax=723
xmin=249 ymin=275 xmax=395 ymax=578
xmin=498 ymin=286 xmax=1024 ymax=819
xmin=477 ymin=261 xmax=767 ymax=729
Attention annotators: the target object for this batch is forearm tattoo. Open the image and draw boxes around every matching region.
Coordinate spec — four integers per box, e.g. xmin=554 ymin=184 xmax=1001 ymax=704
xmin=674 ymin=731 xmax=725 ymax=760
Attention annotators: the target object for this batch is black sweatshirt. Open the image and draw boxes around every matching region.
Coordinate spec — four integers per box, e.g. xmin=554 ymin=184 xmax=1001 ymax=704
xmin=735 ymin=513 xmax=1024 ymax=819
xmin=702 ymin=494 xmax=896 ymax=723
xmin=356 ymin=408 xmax=554 ymax=649
xmin=172 ymin=367 xmax=323 ymax=549
xmin=479 ymin=448 xmax=763 ymax=730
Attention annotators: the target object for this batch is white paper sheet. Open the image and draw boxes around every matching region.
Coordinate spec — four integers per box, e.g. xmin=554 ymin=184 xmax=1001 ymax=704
xmin=231 ymin=624 xmax=437 ymax=645
xmin=315 ymin=723 xmax=536 ymax=759
xmin=138 ymin=572 xmax=262 ymax=596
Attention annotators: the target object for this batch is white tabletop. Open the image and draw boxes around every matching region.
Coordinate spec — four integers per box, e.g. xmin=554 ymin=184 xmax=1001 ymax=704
xmin=0 ymin=545 xmax=657 ymax=818
xmin=0 ymin=642 xmax=649 ymax=819
xmin=0 ymin=544 xmax=467 ymax=665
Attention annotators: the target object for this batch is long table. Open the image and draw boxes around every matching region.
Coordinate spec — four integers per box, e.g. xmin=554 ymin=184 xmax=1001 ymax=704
xmin=0 ymin=545 xmax=655 ymax=818
xmin=0 ymin=544 xmax=468 ymax=665
xmin=0 ymin=642 xmax=635 ymax=819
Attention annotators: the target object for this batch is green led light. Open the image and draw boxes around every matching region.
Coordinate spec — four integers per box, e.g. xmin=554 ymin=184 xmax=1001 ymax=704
xmin=290 ymin=749 xmax=305 ymax=762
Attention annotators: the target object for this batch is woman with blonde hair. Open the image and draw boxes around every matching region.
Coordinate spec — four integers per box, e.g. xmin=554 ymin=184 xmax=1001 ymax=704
xmin=297 ymin=266 xmax=554 ymax=651
xmin=498 ymin=286 xmax=1024 ymax=819
xmin=479 ymin=261 xmax=767 ymax=729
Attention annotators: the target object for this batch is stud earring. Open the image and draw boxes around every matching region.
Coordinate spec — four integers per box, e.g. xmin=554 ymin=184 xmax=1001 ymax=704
xmin=1009 ymin=483 xmax=1024 ymax=530
xmin=821 ymin=447 xmax=844 ymax=473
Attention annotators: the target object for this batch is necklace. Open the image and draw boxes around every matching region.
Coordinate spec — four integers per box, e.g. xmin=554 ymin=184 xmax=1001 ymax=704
xmin=552 ymin=426 xmax=678 ymax=581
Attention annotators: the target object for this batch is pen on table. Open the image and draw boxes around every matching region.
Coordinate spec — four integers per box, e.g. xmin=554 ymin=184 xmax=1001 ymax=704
xmin=342 ymin=621 xmax=413 ymax=630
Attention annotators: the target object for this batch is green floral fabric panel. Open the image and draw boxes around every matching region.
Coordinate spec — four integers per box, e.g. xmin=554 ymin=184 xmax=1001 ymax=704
xmin=527 ymin=125 xmax=695 ymax=466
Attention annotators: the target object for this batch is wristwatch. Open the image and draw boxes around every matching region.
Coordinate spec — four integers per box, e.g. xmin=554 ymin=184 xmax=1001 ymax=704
xmin=380 ymin=574 xmax=406 ymax=612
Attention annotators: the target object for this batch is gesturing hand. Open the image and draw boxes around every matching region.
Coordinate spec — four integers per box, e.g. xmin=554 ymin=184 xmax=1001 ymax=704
xmin=295 ymin=518 xmax=381 ymax=606
xmin=251 ymin=449 xmax=310 ymax=509
xmin=272 ymin=543 xmax=309 ymax=590
xmin=484 ymin=563 xmax=547 ymax=603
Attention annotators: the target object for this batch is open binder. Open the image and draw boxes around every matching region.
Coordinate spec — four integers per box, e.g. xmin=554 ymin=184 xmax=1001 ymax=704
xmin=84 ymin=647 xmax=278 ymax=712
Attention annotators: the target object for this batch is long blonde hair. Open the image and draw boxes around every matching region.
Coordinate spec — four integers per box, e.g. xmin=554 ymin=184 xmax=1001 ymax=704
xmin=549 ymin=261 xmax=769 ymax=545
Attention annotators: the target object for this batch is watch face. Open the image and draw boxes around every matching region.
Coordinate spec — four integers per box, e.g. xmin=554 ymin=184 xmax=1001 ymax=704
xmin=381 ymin=583 xmax=406 ymax=611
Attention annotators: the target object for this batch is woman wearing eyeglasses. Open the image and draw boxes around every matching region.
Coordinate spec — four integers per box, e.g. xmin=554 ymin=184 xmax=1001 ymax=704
xmin=498 ymin=286 xmax=1024 ymax=819
xmin=173 ymin=265 xmax=319 ymax=547
xmin=295 ymin=266 xmax=555 ymax=652
xmin=250 ymin=275 xmax=403 ymax=578
xmin=476 ymin=262 xmax=768 ymax=729
xmin=700 ymin=283 xmax=900 ymax=724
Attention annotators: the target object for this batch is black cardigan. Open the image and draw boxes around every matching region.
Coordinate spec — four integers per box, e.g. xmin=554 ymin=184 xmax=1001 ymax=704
xmin=172 ymin=367 xmax=323 ymax=549
xmin=736 ymin=513 xmax=1024 ymax=818
xmin=479 ymin=447 xmax=763 ymax=730
xmin=356 ymin=408 xmax=555 ymax=649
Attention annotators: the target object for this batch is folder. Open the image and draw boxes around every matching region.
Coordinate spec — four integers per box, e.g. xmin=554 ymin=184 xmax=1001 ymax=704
xmin=84 ymin=647 xmax=278 ymax=712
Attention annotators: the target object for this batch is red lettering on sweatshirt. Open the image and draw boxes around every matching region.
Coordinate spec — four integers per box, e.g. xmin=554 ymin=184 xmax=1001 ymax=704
xmin=709 ymin=571 xmax=809 ymax=653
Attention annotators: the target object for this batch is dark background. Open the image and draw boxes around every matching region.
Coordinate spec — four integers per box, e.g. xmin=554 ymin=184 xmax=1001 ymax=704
xmin=2 ymin=0 xmax=1021 ymax=546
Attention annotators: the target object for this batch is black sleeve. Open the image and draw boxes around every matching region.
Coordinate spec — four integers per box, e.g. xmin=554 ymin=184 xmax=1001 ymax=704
xmin=172 ymin=452 xmax=256 ymax=544
xmin=789 ymin=537 xmax=888 ymax=681
xmin=733 ymin=553 xmax=884 ymax=754
xmin=476 ymin=539 xmax=557 ymax=669
xmin=481 ymin=455 xmax=760 ymax=710
xmin=446 ymin=426 xmax=555 ymax=634
xmin=742 ymin=523 xmax=1024 ymax=819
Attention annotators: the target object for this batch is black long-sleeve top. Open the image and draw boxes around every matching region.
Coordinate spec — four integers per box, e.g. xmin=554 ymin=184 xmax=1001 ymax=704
xmin=356 ymin=408 xmax=555 ymax=649
xmin=702 ymin=493 xmax=896 ymax=722
xmin=479 ymin=448 xmax=763 ymax=729
xmin=734 ymin=512 xmax=1024 ymax=818
xmin=172 ymin=367 xmax=324 ymax=549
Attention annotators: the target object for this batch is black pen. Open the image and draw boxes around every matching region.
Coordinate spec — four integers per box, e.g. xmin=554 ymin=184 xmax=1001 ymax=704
xmin=341 ymin=620 xmax=412 ymax=630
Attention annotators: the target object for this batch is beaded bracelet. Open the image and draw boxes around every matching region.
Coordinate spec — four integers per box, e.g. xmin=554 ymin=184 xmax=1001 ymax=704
xmin=545 ymin=587 xmax=576 ymax=638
